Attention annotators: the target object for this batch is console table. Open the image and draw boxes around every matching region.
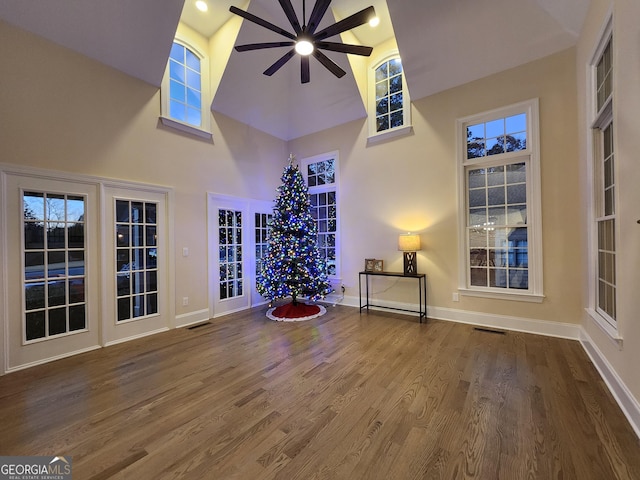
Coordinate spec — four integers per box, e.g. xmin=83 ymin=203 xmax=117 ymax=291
xmin=358 ymin=271 xmax=427 ymax=323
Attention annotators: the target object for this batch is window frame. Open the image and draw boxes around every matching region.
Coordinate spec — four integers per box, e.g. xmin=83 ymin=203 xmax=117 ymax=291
xmin=367 ymin=52 xmax=412 ymax=144
xmin=301 ymin=151 xmax=341 ymax=284
xmin=160 ymin=37 xmax=212 ymax=140
xmin=587 ymin=13 xmax=620 ymax=339
xmin=456 ymin=99 xmax=544 ymax=302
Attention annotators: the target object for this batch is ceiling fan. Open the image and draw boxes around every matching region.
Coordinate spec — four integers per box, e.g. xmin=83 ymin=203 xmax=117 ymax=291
xmin=229 ymin=0 xmax=376 ymax=84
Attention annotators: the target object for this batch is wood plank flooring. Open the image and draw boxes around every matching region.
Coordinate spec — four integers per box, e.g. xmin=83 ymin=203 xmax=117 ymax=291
xmin=1 ymin=305 xmax=639 ymax=479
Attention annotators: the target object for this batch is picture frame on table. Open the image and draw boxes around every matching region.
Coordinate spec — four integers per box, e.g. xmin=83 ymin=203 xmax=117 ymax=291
xmin=373 ymin=259 xmax=384 ymax=272
xmin=364 ymin=258 xmax=376 ymax=272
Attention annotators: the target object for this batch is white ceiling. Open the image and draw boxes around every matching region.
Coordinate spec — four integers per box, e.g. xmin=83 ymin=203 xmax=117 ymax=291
xmin=0 ymin=0 xmax=590 ymax=141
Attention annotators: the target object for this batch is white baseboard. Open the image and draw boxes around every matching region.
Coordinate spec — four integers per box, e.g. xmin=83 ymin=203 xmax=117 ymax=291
xmin=5 ymin=345 xmax=102 ymax=374
xmin=175 ymin=308 xmax=210 ymax=328
xmin=347 ymin=296 xmax=581 ymax=340
xmin=428 ymin=305 xmax=581 ymax=339
xmin=580 ymin=329 xmax=640 ymax=440
xmin=103 ymin=327 xmax=170 ymax=347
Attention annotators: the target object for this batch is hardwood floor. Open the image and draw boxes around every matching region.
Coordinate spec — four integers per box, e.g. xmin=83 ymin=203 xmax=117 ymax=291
xmin=1 ymin=305 xmax=639 ymax=479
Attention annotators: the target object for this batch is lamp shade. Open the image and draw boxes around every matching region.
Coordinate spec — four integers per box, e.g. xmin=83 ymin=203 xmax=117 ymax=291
xmin=398 ymin=233 xmax=421 ymax=252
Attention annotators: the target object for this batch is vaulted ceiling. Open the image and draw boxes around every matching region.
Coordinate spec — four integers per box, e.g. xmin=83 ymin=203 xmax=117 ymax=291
xmin=0 ymin=0 xmax=590 ymax=141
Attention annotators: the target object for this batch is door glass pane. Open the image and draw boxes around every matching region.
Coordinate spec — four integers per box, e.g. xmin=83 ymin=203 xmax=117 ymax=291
xmin=219 ymin=209 xmax=243 ymax=300
xmin=255 ymin=212 xmax=273 ymax=285
xmin=23 ymin=192 xmax=87 ymax=341
xmin=115 ymin=200 xmax=160 ymax=322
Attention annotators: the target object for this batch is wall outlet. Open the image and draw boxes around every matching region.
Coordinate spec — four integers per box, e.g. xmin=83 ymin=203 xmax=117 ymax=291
xmin=182 ymin=296 xmax=189 ymax=306
xmin=452 ymin=292 xmax=460 ymax=302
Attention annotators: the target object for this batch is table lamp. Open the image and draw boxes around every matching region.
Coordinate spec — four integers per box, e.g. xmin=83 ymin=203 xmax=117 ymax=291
xmin=398 ymin=233 xmax=421 ymax=275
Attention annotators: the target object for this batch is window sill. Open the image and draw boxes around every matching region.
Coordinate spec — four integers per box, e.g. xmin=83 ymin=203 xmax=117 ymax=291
xmin=367 ymin=125 xmax=413 ymax=146
xmin=160 ymin=116 xmax=213 ymax=141
xmin=585 ymin=307 xmax=623 ymax=348
xmin=458 ymin=288 xmax=545 ymax=303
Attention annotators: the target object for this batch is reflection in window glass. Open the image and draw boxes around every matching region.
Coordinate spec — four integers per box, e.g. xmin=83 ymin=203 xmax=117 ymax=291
xmin=115 ymin=200 xmax=159 ymax=321
xmin=255 ymin=213 xmax=273 ymax=286
xmin=23 ymin=191 xmax=87 ymax=341
xmin=219 ymin=209 xmax=243 ymax=300
xmin=467 ymin=160 xmax=529 ymax=290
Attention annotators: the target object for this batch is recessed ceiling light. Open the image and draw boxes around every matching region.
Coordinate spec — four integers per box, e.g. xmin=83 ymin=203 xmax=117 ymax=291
xmin=195 ymin=0 xmax=208 ymax=12
xmin=369 ymin=16 xmax=380 ymax=27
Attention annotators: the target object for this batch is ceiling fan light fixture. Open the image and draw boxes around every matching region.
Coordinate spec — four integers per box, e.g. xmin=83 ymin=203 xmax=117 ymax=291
xmin=229 ymin=1 xmax=375 ymax=82
xmin=295 ymin=39 xmax=314 ymax=56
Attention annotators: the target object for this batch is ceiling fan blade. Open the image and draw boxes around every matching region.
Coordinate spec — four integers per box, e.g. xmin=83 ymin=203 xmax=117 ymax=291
xmin=278 ymin=0 xmax=302 ymax=34
xmin=301 ymin=56 xmax=310 ymax=84
xmin=235 ymin=42 xmax=295 ymax=52
xmin=316 ymin=41 xmax=373 ymax=56
xmin=264 ymin=49 xmax=297 ymax=76
xmin=229 ymin=6 xmax=296 ymax=40
xmin=315 ymin=6 xmax=376 ymax=41
xmin=312 ymin=50 xmax=346 ymax=78
xmin=306 ymin=0 xmax=332 ymax=34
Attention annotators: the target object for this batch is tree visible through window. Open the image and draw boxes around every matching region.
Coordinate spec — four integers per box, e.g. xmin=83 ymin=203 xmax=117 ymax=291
xmin=375 ymin=58 xmax=405 ymax=132
xmin=23 ymin=192 xmax=87 ymax=341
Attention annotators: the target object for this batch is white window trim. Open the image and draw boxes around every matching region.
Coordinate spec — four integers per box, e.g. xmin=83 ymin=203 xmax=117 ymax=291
xmin=300 ymin=151 xmax=341 ymax=287
xmin=456 ymin=98 xmax=544 ymax=302
xmin=160 ymin=37 xmax=212 ymax=140
xmin=367 ymin=51 xmax=412 ymax=144
xmin=586 ymin=11 xmax=620 ymax=339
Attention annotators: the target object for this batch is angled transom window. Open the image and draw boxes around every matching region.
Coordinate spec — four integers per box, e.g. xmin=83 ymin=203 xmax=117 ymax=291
xmin=168 ymin=42 xmax=202 ymax=127
xmin=160 ymin=37 xmax=211 ymax=139
xmin=368 ymin=53 xmax=412 ymax=143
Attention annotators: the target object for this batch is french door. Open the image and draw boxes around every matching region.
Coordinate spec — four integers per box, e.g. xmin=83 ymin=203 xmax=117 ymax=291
xmin=208 ymin=195 xmax=274 ymax=317
xmin=251 ymin=201 xmax=273 ymax=306
xmin=102 ymin=187 xmax=170 ymax=345
xmin=208 ymin=194 xmax=250 ymax=317
xmin=3 ymin=174 xmax=100 ymax=371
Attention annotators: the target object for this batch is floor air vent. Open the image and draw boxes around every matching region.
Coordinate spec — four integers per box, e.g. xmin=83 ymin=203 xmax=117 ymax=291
xmin=473 ymin=327 xmax=506 ymax=335
xmin=187 ymin=322 xmax=211 ymax=330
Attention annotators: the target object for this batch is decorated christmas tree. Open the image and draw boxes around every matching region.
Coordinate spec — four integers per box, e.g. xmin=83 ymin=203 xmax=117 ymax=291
xmin=258 ymin=156 xmax=332 ymax=316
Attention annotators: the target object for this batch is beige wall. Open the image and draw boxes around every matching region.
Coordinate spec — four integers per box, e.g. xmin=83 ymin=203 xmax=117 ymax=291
xmin=576 ymin=0 xmax=640 ymax=406
xmin=0 ymin=19 xmax=287 ymax=318
xmin=290 ymin=47 xmax=583 ymax=325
